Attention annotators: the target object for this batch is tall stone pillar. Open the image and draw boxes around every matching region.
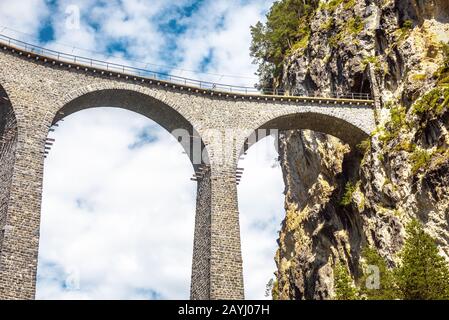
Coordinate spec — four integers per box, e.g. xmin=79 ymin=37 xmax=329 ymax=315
xmin=190 ymin=166 xmax=212 ymax=299
xmin=209 ymin=166 xmax=244 ymax=300
xmin=190 ymin=159 xmax=244 ymax=300
xmin=0 ymin=104 xmax=47 ymax=300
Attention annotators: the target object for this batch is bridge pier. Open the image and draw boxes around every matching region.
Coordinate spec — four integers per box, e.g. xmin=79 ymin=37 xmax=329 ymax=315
xmin=0 ymin=111 xmax=46 ymax=300
xmin=190 ymin=162 xmax=244 ymax=300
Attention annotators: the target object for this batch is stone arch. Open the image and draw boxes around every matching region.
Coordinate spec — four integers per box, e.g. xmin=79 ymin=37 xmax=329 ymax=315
xmin=0 ymin=83 xmax=18 ymax=255
xmin=240 ymin=109 xmax=371 ymax=157
xmin=236 ymin=109 xmax=371 ymax=298
xmin=52 ymin=85 xmax=208 ymax=169
xmin=38 ymin=85 xmax=207 ymax=299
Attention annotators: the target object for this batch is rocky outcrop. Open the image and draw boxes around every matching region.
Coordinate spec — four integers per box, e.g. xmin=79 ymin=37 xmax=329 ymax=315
xmin=274 ymin=0 xmax=449 ymax=299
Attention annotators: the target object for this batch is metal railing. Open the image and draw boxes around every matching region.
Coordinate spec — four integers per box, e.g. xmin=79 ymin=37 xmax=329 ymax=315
xmin=0 ymin=34 xmax=372 ymax=100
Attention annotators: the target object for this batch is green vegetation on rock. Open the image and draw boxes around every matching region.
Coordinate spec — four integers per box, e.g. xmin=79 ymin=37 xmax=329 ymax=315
xmin=393 ymin=140 xmax=416 ymax=153
xmin=411 ymin=73 xmax=426 ymax=82
xmin=402 ymin=19 xmax=413 ymax=30
xmin=329 ymin=14 xmax=364 ymax=48
xmin=321 ymin=0 xmax=343 ymax=13
xmin=348 ymin=16 xmax=364 ymax=35
xmin=410 ymin=148 xmax=432 ymax=174
xmin=333 ymin=262 xmax=359 ymax=300
xmin=334 ymin=220 xmax=449 ymax=300
xmin=379 ymin=105 xmax=408 ymax=145
xmin=266 ymin=278 xmax=279 ymax=299
xmin=320 ymin=0 xmax=355 ymax=13
xmin=412 ymin=87 xmax=449 ymax=116
xmin=435 ymin=42 xmax=449 ymax=86
xmin=357 ymin=138 xmax=371 ymax=154
xmin=320 ymin=18 xmax=334 ymax=32
xmin=250 ymin=0 xmax=319 ymax=89
xmin=340 ymin=181 xmax=356 ymax=206
xmin=395 ymin=20 xmax=414 ymax=45
xmin=363 ymin=56 xmax=381 ymax=70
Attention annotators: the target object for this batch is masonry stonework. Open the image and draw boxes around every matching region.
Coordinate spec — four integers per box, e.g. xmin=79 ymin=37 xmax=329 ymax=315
xmin=0 ymin=43 xmax=375 ymax=300
xmin=0 ymin=90 xmax=17 ymax=281
xmin=190 ymin=167 xmax=212 ymax=299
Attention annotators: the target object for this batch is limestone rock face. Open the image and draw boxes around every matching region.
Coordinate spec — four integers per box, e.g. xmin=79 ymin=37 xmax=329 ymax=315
xmin=274 ymin=0 xmax=449 ymax=299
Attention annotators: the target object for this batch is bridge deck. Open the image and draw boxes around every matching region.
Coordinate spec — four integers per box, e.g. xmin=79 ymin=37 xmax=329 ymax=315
xmin=0 ymin=34 xmax=374 ymax=106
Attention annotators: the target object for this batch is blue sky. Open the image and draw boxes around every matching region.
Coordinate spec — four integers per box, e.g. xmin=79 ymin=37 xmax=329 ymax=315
xmin=1 ymin=0 xmax=267 ymax=84
xmin=0 ymin=0 xmax=284 ymax=300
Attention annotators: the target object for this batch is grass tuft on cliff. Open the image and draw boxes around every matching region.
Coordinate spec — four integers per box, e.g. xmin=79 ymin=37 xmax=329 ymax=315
xmin=435 ymin=42 xmax=449 ymax=86
xmin=339 ymin=181 xmax=356 ymax=206
xmin=410 ymin=148 xmax=432 ymax=174
xmin=379 ymin=105 xmax=408 ymax=145
xmin=412 ymin=87 xmax=449 ymax=116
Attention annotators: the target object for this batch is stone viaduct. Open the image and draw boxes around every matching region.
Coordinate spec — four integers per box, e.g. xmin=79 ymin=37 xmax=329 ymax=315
xmin=0 ymin=36 xmax=375 ymax=300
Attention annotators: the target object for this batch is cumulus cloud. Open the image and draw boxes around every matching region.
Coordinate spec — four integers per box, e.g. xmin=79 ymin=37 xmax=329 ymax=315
xmin=238 ymin=136 xmax=284 ymax=299
xmin=0 ymin=1 xmax=50 ymax=37
xmin=38 ymin=109 xmax=196 ymax=299
xmin=174 ymin=0 xmax=273 ymax=85
xmin=2 ymin=0 xmax=270 ymax=83
xmin=0 ymin=0 xmax=284 ymax=300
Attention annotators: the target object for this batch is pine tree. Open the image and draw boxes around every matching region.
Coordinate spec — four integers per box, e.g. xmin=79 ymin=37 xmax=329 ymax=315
xmin=250 ymin=0 xmax=318 ymax=89
xmin=395 ymin=219 xmax=449 ymax=300
xmin=333 ymin=262 xmax=359 ymax=300
xmin=359 ymin=247 xmax=397 ymax=300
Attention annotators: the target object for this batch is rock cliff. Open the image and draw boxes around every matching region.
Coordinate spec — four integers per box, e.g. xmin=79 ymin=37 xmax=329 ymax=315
xmin=273 ymin=0 xmax=449 ymax=299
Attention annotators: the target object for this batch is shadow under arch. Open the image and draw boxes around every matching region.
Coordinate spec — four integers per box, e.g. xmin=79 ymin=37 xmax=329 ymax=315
xmin=240 ymin=111 xmax=370 ymax=156
xmin=0 ymin=84 xmax=18 ymax=253
xmin=52 ymin=88 xmax=207 ymax=170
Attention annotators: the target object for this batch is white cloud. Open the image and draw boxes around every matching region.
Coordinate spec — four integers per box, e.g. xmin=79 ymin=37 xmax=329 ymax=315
xmin=238 ymin=136 xmax=284 ymax=299
xmin=0 ymin=0 xmax=50 ymax=38
xmin=1 ymin=0 xmax=270 ymax=83
xmin=174 ymin=0 xmax=272 ymax=85
xmin=38 ymin=108 xmax=196 ymax=299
